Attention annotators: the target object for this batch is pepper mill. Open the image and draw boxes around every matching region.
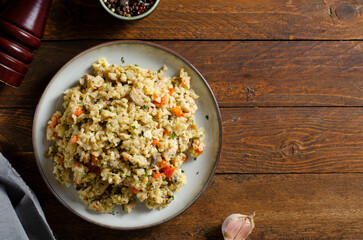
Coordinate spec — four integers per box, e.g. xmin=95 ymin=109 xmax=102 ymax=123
xmin=0 ymin=0 xmax=53 ymax=87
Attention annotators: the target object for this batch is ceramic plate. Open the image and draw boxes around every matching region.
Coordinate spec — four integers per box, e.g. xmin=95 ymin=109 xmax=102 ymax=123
xmin=33 ymin=41 xmax=222 ymax=229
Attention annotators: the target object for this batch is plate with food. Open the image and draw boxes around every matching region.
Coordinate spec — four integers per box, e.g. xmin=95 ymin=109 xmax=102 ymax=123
xmin=33 ymin=41 xmax=222 ymax=229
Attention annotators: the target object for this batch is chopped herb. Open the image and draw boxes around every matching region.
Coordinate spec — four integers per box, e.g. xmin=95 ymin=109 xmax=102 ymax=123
xmin=206 ymin=115 xmax=209 ymax=120
xmin=196 ymin=171 xmax=199 ymax=175
xmin=100 ymin=182 xmax=104 ymax=185
xmin=153 ymin=127 xmax=156 ymax=130
xmin=110 ymin=142 xmax=113 ymax=145
xmin=172 ymin=133 xmax=176 ymax=140
xmin=121 ymin=57 xmax=125 ymax=64
xmin=143 ymin=105 xmax=146 ymax=109
xmin=93 ymin=131 xmax=97 ymax=134
xmin=144 ymin=169 xmax=148 ymax=176
xmin=134 ymin=64 xmax=138 ymax=67
xmin=132 ymin=126 xmax=136 ymax=130
xmin=126 ymin=174 xmax=131 ymax=177
xmin=80 ymin=97 xmax=83 ymax=100
xmin=122 ymin=204 xmax=125 ymax=211
xmin=112 ymin=211 xmax=115 ymax=215
xmin=194 ymin=157 xmax=197 ymax=160
xmin=158 ymin=70 xmax=161 ymax=73
xmin=99 ymin=109 xmax=102 ymax=114
xmin=120 ymin=169 xmax=125 ymax=174
xmin=181 ymin=170 xmax=185 ymax=173
xmin=130 ymin=136 xmax=134 ymax=139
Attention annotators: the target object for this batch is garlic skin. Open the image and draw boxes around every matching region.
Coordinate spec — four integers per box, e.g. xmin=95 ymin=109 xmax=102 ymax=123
xmin=221 ymin=213 xmax=255 ymax=240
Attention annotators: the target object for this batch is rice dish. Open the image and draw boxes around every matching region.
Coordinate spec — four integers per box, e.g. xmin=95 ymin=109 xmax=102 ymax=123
xmin=46 ymin=58 xmax=205 ymax=213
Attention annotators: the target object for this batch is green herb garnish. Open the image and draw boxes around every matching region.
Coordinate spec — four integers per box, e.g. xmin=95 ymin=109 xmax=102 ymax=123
xmin=120 ymin=169 xmax=125 ymax=174
xmin=206 ymin=115 xmax=209 ymax=120
xmin=172 ymin=133 xmax=176 ymax=140
xmin=194 ymin=157 xmax=197 ymax=160
xmin=130 ymin=136 xmax=134 ymax=139
xmin=196 ymin=171 xmax=199 ymax=175
xmin=121 ymin=57 xmax=125 ymax=64
xmin=132 ymin=126 xmax=136 ymax=130
xmin=134 ymin=64 xmax=138 ymax=67
xmin=143 ymin=105 xmax=146 ymax=109
xmin=181 ymin=170 xmax=185 ymax=173
xmin=144 ymin=169 xmax=148 ymax=176
xmin=158 ymin=70 xmax=161 ymax=73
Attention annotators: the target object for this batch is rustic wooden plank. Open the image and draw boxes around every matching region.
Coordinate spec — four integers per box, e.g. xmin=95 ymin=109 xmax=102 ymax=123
xmin=221 ymin=107 xmax=363 ymax=173
xmin=3 ymin=154 xmax=362 ymax=240
xmin=43 ymin=0 xmax=363 ymax=40
xmin=2 ymin=107 xmax=363 ymax=173
xmin=1 ymin=40 xmax=362 ymax=108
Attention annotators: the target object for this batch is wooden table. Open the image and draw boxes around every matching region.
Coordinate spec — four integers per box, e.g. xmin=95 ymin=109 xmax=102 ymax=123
xmin=1 ymin=0 xmax=362 ymax=239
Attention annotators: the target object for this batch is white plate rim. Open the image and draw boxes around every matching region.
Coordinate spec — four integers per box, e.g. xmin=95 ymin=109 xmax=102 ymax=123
xmin=32 ymin=40 xmax=222 ymax=230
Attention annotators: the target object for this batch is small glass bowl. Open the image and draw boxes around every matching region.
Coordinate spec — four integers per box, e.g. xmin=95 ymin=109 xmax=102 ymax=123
xmin=99 ymin=0 xmax=160 ymax=20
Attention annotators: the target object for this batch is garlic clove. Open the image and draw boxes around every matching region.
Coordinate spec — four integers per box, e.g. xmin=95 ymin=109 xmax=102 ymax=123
xmin=221 ymin=213 xmax=255 ymax=240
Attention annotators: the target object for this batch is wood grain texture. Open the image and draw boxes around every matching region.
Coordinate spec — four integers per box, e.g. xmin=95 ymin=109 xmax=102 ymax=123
xmin=43 ymin=0 xmax=363 ymax=40
xmin=0 ymin=40 xmax=362 ymax=108
xmin=2 ymin=107 xmax=363 ymax=173
xmin=221 ymin=107 xmax=363 ymax=173
xmin=3 ymin=153 xmax=363 ymax=240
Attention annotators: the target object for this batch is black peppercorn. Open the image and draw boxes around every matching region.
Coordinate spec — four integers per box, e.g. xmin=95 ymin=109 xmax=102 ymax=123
xmin=104 ymin=0 xmax=155 ymax=17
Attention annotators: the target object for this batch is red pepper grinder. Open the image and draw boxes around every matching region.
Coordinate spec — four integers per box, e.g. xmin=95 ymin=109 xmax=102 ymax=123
xmin=0 ymin=0 xmax=53 ymax=87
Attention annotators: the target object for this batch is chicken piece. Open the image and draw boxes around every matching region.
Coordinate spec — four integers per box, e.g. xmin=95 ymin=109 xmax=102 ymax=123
xmin=180 ymin=96 xmax=198 ymax=114
xmin=129 ymin=87 xmax=145 ymax=106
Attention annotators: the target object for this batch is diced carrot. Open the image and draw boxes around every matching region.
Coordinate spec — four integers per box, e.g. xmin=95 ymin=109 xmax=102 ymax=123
xmin=54 ymin=132 xmax=58 ymax=137
xmin=152 ymin=138 xmax=161 ymax=148
xmin=181 ymin=81 xmax=186 ymax=87
xmin=74 ymin=176 xmax=78 ymax=185
xmin=129 ymin=187 xmax=140 ymax=194
xmin=182 ymin=155 xmax=188 ymax=163
xmin=74 ymin=108 xmax=83 ymax=116
xmin=160 ymin=159 xmax=167 ymax=168
xmin=71 ymin=135 xmax=79 ymax=144
xmin=93 ymin=205 xmax=101 ymax=211
xmin=49 ymin=115 xmax=59 ymax=129
xmin=171 ymin=107 xmax=185 ymax=117
xmin=154 ymin=95 xmax=167 ymax=108
xmin=153 ymin=93 xmax=158 ymax=99
xmin=196 ymin=142 xmax=204 ymax=154
xmin=163 ymin=165 xmax=175 ymax=178
xmin=58 ymin=157 xmax=64 ymax=165
xmin=153 ymin=173 xmax=164 ymax=179
xmin=168 ymin=88 xmax=173 ymax=96
xmin=74 ymin=162 xmax=81 ymax=167
xmin=164 ymin=130 xmax=169 ymax=136
xmin=147 ymin=70 xmax=150 ymax=74
xmin=122 ymin=154 xmax=129 ymax=161
xmin=91 ymin=155 xmax=98 ymax=165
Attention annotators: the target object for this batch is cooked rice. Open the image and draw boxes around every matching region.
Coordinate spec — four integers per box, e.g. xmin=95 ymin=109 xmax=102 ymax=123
xmin=46 ymin=58 xmax=205 ymax=213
